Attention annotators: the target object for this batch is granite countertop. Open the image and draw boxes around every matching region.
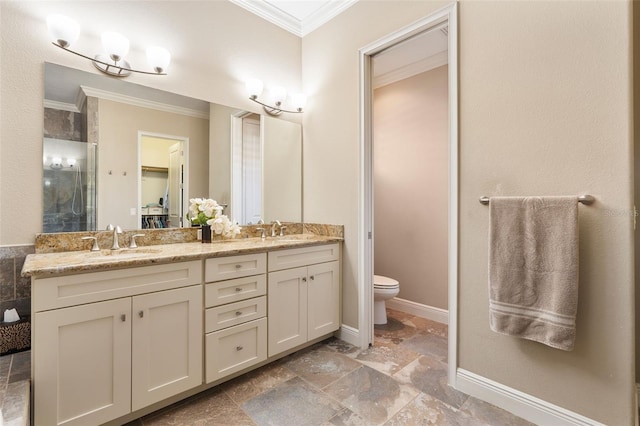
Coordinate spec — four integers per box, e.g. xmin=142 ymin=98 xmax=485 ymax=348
xmin=22 ymin=234 xmax=342 ymax=278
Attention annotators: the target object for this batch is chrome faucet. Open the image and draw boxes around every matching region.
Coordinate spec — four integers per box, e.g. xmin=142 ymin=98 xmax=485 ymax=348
xmin=256 ymin=227 xmax=266 ymax=240
xmin=81 ymin=236 xmax=100 ymax=251
xmin=106 ymin=224 xmax=123 ymax=250
xmin=271 ymin=220 xmax=281 ymax=237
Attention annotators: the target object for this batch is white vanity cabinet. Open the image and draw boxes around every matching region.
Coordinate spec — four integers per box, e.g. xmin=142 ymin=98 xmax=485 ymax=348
xmin=32 ymin=261 xmax=203 ymax=426
xmin=267 ymin=243 xmax=340 ymax=357
xmin=204 ymin=253 xmax=268 ymax=383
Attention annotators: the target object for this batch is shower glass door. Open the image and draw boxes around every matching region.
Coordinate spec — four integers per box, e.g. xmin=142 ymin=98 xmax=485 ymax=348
xmin=43 ymin=138 xmax=97 ymax=233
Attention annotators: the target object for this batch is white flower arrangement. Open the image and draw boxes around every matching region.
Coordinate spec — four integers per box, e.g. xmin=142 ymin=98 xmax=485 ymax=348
xmin=186 ymin=198 xmax=241 ymax=238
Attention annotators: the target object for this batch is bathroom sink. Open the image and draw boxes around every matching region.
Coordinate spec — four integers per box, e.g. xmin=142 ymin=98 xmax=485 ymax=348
xmin=87 ymin=248 xmax=162 ymax=260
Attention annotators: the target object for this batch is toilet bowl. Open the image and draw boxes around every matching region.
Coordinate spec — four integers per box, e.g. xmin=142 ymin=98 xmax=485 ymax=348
xmin=373 ymin=274 xmax=400 ymax=325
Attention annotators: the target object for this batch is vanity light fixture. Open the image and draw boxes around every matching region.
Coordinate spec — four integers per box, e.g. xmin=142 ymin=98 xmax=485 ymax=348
xmin=48 ymin=157 xmax=76 ymax=169
xmin=46 ymin=14 xmax=171 ymax=78
xmin=245 ymin=78 xmax=306 ymax=116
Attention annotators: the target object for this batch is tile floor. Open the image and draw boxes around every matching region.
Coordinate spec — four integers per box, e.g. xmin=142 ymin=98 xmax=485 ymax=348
xmin=0 ymin=350 xmax=30 ymax=425
xmin=127 ymin=309 xmax=535 ymax=426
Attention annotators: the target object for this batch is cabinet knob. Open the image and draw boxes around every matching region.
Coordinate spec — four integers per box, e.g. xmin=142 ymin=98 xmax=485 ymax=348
xmin=235 ymin=287 xmax=242 ymax=292
xmin=302 ymin=277 xmax=307 ymax=282
xmin=235 ymin=311 xmax=242 ymax=316
xmin=310 ymin=276 xmax=315 ymax=280
xmin=120 ymin=314 xmax=126 ymax=322
xmin=139 ymin=311 xmax=144 ymax=318
xmin=235 ymin=264 xmax=242 ymax=269
xmin=236 ymin=345 xmax=243 ymax=351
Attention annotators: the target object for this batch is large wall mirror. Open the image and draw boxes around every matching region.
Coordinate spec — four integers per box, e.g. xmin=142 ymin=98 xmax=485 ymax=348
xmin=43 ymin=62 xmax=302 ymax=233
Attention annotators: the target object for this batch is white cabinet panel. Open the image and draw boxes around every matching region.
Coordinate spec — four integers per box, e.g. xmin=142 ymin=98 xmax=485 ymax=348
xmin=34 ymin=298 xmax=132 ymax=426
xmin=33 ymin=260 xmax=202 ymax=311
xmin=267 ymin=267 xmax=308 ymax=356
xmin=267 ymin=243 xmax=339 ymax=272
xmin=205 ymin=318 xmax=267 ymax=383
xmin=205 ymin=274 xmax=266 ymax=307
xmin=131 ymin=285 xmax=203 ymax=411
xmin=307 ymin=261 xmax=341 ymax=340
xmin=205 ymin=253 xmax=266 ymax=282
xmin=206 ymin=296 xmax=266 ymax=333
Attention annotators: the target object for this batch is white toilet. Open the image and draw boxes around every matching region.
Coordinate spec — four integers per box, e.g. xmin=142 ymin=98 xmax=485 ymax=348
xmin=373 ymin=274 xmax=400 ymax=325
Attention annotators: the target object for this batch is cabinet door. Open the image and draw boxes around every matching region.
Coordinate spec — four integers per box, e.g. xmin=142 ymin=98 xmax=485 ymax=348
xmin=131 ymin=285 xmax=203 ymax=411
xmin=267 ymin=267 xmax=308 ymax=357
xmin=308 ymin=261 xmax=341 ymax=340
xmin=34 ymin=298 xmax=132 ymax=426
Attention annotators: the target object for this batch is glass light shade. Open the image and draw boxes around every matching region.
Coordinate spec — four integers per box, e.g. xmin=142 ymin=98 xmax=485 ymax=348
xmin=52 ymin=157 xmax=62 ymax=166
xmin=47 ymin=14 xmax=80 ymax=48
xmin=245 ymin=78 xmax=264 ymax=99
xmin=290 ymin=93 xmax=307 ymax=111
xmin=67 ymin=158 xmax=76 ymax=167
xmin=271 ymin=86 xmax=287 ymax=104
xmin=101 ymin=31 xmax=129 ymax=62
xmin=146 ymin=46 xmax=171 ymax=73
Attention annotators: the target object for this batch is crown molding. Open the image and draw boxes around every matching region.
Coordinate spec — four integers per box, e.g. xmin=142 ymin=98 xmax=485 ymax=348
xmin=79 ymin=86 xmax=209 ymax=120
xmin=300 ymin=0 xmax=358 ymax=36
xmin=43 ymin=99 xmax=80 ymax=113
xmin=230 ymin=0 xmax=357 ymax=37
xmin=373 ymin=50 xmax=448 ymax=89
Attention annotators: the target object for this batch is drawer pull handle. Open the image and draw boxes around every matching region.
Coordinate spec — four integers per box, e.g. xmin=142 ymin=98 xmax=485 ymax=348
xmin=235 ymin=264 xmax=242 ymax=269
xmin=235 ymin=287 xmax=243 ymax=292
xmin=236 ymin=345 xmax=243 ymax=351
xmin=139 ymin=311 xmax=144 ymax=318
xmin=120 ymin=314 xmax=126 ymax=322
xmin=302 ymin=277 xmax=307 ymax=282
xmin=235 ymin=311 xmax=242 ymax=316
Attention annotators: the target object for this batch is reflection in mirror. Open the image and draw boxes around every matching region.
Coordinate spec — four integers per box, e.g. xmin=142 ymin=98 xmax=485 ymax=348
xmin=43 ymin=62 xmax=302 ymax=233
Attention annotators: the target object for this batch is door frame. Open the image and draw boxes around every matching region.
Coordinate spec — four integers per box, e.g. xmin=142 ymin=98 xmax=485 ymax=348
xmin=137 ymin=131 xmax=190 ymax=228
xmin=358 ymin=2 xmax=458 ymax=386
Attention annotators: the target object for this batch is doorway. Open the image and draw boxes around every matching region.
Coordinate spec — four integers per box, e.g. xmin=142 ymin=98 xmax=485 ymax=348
xmin=138 ymin=132 xmax=189 ymax=229
xmin=359 ymin=3 xmax=458 ymax=385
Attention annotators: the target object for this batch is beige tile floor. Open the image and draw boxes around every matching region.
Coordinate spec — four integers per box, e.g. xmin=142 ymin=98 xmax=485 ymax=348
xmin=128 ymin=309 xmax=535 ymax=426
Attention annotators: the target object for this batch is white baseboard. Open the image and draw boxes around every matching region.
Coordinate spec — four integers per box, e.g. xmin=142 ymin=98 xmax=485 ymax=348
xmin=456 ymin=369 xmax=605 ymax=426
xmin=386 ymin=297 xmax=448 ymax=324
xmin=337 ymin=324 xmax=360 ymax=347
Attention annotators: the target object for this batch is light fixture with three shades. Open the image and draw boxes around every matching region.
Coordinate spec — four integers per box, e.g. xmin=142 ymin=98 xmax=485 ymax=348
xmin=245 ymin=78 xmax=306 ymax=116
xmin=46 ymin=14 xmax=171 ymax=77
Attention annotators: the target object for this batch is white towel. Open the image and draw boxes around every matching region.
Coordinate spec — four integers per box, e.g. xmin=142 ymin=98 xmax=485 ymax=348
xmin=489 ymin=196 xmax=579 ymax=351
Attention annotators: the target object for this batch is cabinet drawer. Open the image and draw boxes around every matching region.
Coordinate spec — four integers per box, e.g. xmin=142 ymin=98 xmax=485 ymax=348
xmin=205 ymin=275 xmax=266 ymax=308
xmin=205 ymin=317 xmax=267 ymax=383
xmin=205 ymin=253 xmax=266 ymax=282
xmin=33 ymin=261 xmax=202 ymax=312
xmin=268 ymin=243 xmax=340 ymax=272
xmin=205 ymin=296 xmax=266 ymax=333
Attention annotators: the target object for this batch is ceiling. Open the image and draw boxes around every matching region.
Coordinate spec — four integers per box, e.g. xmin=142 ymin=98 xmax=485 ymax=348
xmin=229 ymin=0 xmax=358 ymax=37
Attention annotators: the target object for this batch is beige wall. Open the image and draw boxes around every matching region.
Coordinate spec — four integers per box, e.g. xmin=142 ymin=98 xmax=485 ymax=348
xmin=0 ymin=0 xmax=301 ymax=244
xmin=634 ymin=0 xmax=640 ymax=385
xmin=303 ymin=1 xmax=634 ymax=424
xmin=373 ymin=66 xmax=448 ymax=309
xmin=97 ymin=99 xmax=208 ymax=229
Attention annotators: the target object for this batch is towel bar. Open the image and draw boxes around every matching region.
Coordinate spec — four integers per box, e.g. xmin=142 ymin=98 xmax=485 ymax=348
xmin=479 ymin=195 xmax=595 ymax=205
